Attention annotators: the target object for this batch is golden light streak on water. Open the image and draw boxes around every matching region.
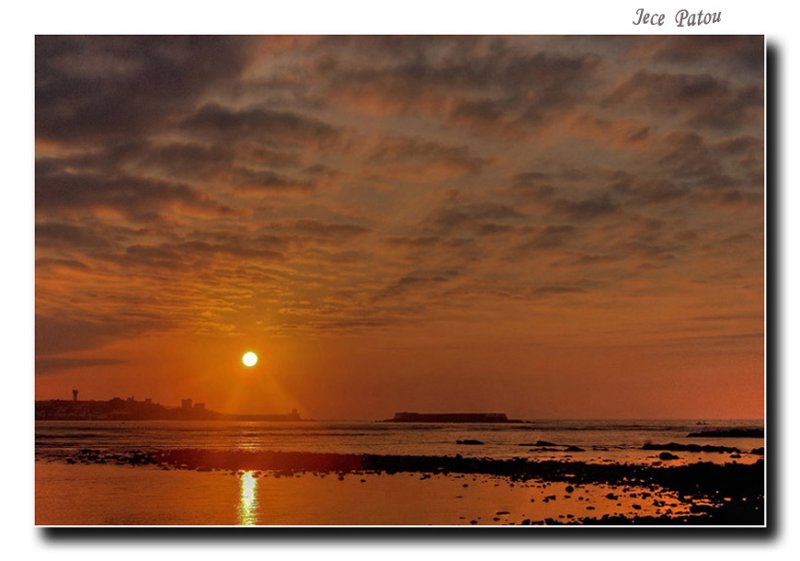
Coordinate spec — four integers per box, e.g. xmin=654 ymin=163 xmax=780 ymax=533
xmin=238 ymin=470 xmax=258 ymax=525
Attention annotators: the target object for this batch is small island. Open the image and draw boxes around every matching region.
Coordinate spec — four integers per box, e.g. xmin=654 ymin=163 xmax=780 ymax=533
xmin=386 ymin=412 xmax=513 ymax=423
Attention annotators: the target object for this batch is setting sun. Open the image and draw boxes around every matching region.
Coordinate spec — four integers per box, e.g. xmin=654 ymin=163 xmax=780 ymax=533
xmin=242 ymin=352 xmax=258 ymax=367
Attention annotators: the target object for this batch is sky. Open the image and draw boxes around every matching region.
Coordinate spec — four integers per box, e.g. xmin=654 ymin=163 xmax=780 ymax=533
xmin=34 ymin=36 xmax=764 ymax=419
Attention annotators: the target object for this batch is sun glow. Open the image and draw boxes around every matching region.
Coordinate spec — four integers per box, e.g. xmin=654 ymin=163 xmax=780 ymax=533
xmin=242 ymin=352 xmax=258 ymax=367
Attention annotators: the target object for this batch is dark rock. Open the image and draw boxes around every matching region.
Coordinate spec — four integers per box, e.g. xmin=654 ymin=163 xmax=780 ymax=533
xmin=456 ymin=439 xmax=484 ymax=445
xmin=658 ymin=452 xmax=680 ymax=461
xmin=643 ymin=442 xmax=740 ymax=454
xmin=686 ymin=428 xmax=763 ymax=438
xmin=565 ymin=445 xmax=584 ymax=452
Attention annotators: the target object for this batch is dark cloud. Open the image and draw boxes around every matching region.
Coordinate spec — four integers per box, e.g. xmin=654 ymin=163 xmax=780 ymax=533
xmin=36 ymin=160 xmax=232 ymax=220
xmin=549 ymin=194 xmax=620 ymax=220
xmin=514 ymin=225 xmax=575 ymax=252
xmin=228 ymin=167 xmax=315 ymax=193
xmin=36 ymin=221 xmax=124 ymax=253
xmin=606 ymin=69 xmax=762 ymax=131
xmin=36 ymin=36 xmax=254 ymax=142
xmin=99 ymin=141 xmax=237 ymax=180
xmin=315 ymin=42 xmax=601 ymax=134
xmin=35 ymin=257 xmax=91 ymax=272
xmin=606 ymin=173 xmax=690 ymax=206
xmin=373 ymin=269 xmax=461 ymax=302
xmin=428 ymin=201 xmax=524 ymax=233
xmin=181 ymin=103 xmax=341 ymax=149
xmin=550 ymin=252 xmax=620 ymax=267
xmin=639 ymin=36 xmax=764 ymax=75
xmin=121 ymin=239 xmax=285 ymax=270
xmin=530 ymin=285 xmax=587 ymax=296
xmin=368 ymin=136 xmax=490 ymax=175
xmin=289 ymin=219 xmax=369 ymax=238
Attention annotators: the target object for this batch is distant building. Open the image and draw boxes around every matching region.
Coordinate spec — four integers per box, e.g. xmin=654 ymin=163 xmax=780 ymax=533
xmin=193 ymin=402 xmax=205 ymax=410
xmin=144 ymin=398 xmax=152 ymax=404
xmin=72 ymin=388 xmax=78 ymax=402
xmin=181 ymin=398 xmax=193 ymax=410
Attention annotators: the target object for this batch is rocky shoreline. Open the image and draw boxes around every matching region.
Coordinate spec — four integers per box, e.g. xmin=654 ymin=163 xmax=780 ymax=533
xmin=47 ymin=448 xmax=764 ymax=525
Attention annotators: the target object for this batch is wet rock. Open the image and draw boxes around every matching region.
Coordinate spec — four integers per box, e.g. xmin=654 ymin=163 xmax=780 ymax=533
xmin=658 ymin=452 xmax=680 ymax=461
xmin=644 ymin=442 xmax=739 ymax=454
xmin=565 ymin=445 xmax=584 ymax=452
xmin=456 ymin=439 xmax=484 ymax=445
xmin=686 ymin=428 xmax=763 ymax=438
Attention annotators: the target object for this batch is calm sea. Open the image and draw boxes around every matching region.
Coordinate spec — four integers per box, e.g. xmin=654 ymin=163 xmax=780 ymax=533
xmin=35 ymin=419 xmax=764 ymax=465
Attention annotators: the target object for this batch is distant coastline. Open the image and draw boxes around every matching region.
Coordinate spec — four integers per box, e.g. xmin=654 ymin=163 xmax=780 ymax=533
xmin=35 ymin=397 xmax=301 ymax=422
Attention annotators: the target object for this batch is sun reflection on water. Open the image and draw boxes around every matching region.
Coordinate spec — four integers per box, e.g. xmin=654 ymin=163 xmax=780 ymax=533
xmin=238 ymin=471 xmax=258 ymax=525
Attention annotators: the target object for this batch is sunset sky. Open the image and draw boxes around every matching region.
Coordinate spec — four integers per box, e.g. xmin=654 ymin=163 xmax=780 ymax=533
xmin=35 ymin=36 xmax=764 ymax=419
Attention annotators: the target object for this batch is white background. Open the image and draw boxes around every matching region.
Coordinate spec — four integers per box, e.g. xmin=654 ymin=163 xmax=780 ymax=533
xmin=1 ymin=0 xmax=795 ymax=558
